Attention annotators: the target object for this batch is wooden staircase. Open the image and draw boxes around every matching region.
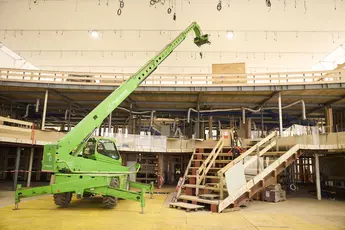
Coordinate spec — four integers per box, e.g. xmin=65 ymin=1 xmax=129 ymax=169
xmin=173 ymin=131 xmax=304 ymax=212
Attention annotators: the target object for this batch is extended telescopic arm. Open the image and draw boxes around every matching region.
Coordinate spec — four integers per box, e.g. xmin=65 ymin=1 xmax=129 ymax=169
xmin=55 ymin=22 xmax=210 ymax=158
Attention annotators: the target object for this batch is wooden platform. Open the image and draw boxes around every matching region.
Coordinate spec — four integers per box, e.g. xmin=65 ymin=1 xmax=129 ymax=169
xmin=169 ymin=202 xmax=204 ymax=212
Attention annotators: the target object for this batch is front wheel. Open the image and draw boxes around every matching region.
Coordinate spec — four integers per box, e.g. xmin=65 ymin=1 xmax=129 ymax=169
xmin=103 ymin=196 xmax=118 ymax=209
xmin=53 ymin=192 xmax=72 ymax=207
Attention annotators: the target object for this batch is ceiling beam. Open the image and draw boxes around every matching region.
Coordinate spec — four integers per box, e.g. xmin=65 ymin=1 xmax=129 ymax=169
xmin=49 ymin=89 xmax=89 ymax=114
xmin=306 ymin=94 xmax=345 ymax=115
xmin=254 ymin=91 xmax=279 ymax=110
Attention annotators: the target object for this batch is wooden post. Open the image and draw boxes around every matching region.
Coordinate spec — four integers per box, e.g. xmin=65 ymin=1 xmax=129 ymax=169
xmin=325 ymin=106 xmax=333 ymax=133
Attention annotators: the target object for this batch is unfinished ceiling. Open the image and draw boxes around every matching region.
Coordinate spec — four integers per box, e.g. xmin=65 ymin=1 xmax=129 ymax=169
xmin=1 ymin=0 xmax=345 ymax=73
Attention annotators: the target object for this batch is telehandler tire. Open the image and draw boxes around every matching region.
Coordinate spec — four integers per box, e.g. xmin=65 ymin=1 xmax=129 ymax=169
xmin=103 ymin=195 xmax=118 ymax=209
xmin=53 ymin=192 xmax=72 ymax=207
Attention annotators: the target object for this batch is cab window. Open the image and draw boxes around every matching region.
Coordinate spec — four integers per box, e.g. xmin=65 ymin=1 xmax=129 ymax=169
xmin=83 ymin=139 xmax=96 ymax=157
xmin=97 ymin=139 xmax=120 ymax=160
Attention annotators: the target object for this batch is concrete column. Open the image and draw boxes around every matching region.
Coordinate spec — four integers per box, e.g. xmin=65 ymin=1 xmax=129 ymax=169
xmin=325 ymin=106 xmax=333 ymax=133
xmin=278 ymin=92 xmax=283 ymax=136
xmin=41 ymin=89 xmax=49 ymax=130
xmin=208 ymin=116 xmax=213 ymax=139
xmin=245 ymin=118 xmax=252 ymax=139
xmin=315 ymin=154 xmax=321 ymax=200
xmin=13 ymin=147 xmax=21 ymax=190
xmin=27 ymin=148 xmax=34 ymax=187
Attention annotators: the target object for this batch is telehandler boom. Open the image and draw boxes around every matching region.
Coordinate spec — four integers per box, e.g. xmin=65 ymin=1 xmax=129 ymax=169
xmin=15 ymin=22 xmax=210 ymax=213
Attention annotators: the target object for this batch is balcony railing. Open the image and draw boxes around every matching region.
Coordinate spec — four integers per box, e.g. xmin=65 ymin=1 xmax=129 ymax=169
xmin=1 ymin=68 xmax=344 ymax=86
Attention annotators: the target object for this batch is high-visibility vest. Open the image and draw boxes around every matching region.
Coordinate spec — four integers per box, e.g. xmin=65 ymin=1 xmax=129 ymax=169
xmin=234 ymin=139 xmax=242 ymax=147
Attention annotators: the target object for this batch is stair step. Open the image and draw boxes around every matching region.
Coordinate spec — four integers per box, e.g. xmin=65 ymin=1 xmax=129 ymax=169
xmin=190 ymin=167 xmax=222 ymax=170
xmin=178 ymin=195 xmax=220 ymax=205
xmin=192 ymin=160 xmax=231 ymax=163
xmin=183 ymin=184 xmax=227 ymax=192
xmin=199 ymin=194 xmax=220 ymax=200
xmin=195 ymin=153 xmax=231 ymax=157
xmin=263 ymin=151 xmax=286 ymax=156
xmin=186 ymin=175 xmax=219 ymax=179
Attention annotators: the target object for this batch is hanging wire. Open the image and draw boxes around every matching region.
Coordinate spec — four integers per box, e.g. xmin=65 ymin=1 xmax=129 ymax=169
xmin=75 ymin=0 xmax=79 ymax=11
xmin=28 ymin=0 xmax=32 ymax=10
xmin=284 ymin=0 xmax=286 ymax=11
xmin=304 ymin=0 xmax=307 ymax=13
xmin=334 ymin=0 xmax=337 ymax=10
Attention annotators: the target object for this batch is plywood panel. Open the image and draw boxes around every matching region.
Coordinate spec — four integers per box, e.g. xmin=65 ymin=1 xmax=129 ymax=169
xmin=212 ymin=63 xmax=246 ymax=84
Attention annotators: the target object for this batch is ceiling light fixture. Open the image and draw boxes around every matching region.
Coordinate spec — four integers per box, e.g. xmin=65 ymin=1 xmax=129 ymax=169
xmin=89 ymin=30 xmax=100 ymax=39
xmin=226 ymin=31 xmax=234 ymax=40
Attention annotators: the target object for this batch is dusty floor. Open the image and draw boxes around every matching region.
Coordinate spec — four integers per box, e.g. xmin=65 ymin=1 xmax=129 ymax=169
xmin=0 ymin=191 xmax=344 ymax=230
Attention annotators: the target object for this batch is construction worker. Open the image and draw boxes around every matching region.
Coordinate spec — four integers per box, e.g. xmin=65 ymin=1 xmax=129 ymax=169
xmin=232 ymin=133 xmax=244 ymax=158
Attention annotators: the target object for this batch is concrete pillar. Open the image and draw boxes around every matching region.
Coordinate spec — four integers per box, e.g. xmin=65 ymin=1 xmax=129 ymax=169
xmin=315 ymin=154 xmax=321 ymax=200
xmin=245 ymin=118 xmax=252 ymax=139
xmin=41 ymin=89 xmax=49 ymax=130
xmin=27 ymin=148 xmax=34 ymax=187
xmin=13 ymin=147 xmax=21 ymax=190
xmin=208 ymin=116 xmax=213 ymax=139
xmin=325 ymin=106 xmax=333 ymax=133
xmin=278 ymin=92 xmax=283 ymax=136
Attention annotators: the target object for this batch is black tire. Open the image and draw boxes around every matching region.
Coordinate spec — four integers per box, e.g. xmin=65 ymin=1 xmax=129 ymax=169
xmin=103 ymin=196 xmax=118 ymax=209
xmin=53 ymin=192 xmax=72 ymax=207
xmin=83 ymin=192 xmax=93 ymax=198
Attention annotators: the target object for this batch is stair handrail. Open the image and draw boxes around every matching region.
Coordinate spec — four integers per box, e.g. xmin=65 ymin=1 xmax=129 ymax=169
xmin=195 ymin=138 xmax=224 ymax=195
xmin=175 ymin=148 xmax=196 ymax=200
xmin=218 ymin=131 xmax=278 ymax=176
xmin=218 ymin=144 xmax=300 ymax=213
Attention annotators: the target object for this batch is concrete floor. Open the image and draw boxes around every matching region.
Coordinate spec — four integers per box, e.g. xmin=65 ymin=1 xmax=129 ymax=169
xmin=0 ymin=191 xmax=344 ymax=230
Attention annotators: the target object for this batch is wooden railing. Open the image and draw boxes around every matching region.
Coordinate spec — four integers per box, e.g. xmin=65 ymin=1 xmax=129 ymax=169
xmin=195 ymin=138 xmax=224 ymax=195
xmin=217 ymin=131 xmax=278 ymax=199
xmin=218 ymin=144 xmax=300 ymax=212
xmin=1 ymin=68 xmax=344 ymax=87
xmin=174 ymin=148 xmax=196 ymax=201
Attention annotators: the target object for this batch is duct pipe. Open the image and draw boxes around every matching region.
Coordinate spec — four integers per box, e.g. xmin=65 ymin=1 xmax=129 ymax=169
xmin=64 ymin=109 xmax=76 ymax=120
xmin=23 ymin=104 xmax=33 ymax=119
xmin=186 ymin=99 xmax=306 ymax=123
xmin=266 ymin=100 xmax=306 ymax=120
xmin=187 ymin=107 xmax=261 ymax=123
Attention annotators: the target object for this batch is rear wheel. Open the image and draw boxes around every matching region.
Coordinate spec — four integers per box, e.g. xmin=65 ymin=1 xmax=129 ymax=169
xmin=53 ymin=192 xmax=72 ymax=207
xmin=83 ymin=192 xmax=93 ymax=198
xmin=103 ymin=196 xmax=118 ymax=209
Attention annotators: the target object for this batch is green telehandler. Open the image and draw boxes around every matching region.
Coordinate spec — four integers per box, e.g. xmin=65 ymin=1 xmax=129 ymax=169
xmin=14 ymin=22 xmax=210 ymax=213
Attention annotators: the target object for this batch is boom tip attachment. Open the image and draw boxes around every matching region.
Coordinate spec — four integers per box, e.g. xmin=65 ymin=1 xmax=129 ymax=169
xmin=194 ymin=34 xmax=211 ymax=47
